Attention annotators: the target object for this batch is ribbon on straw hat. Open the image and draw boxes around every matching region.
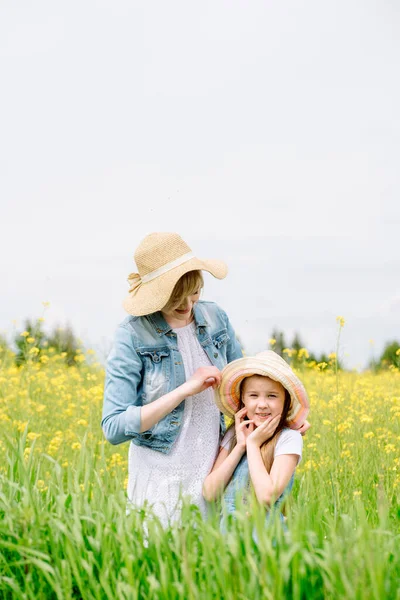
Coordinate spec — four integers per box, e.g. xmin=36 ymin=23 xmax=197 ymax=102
xmin=215 ymin=351 xmax=310 ymax=430
xmin=123 ymin=232 xmax=228 ymax=316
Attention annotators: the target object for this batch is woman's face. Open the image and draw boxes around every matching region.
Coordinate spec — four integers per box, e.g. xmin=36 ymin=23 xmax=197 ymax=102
xmin=241 ymin=375 xmax=286 ymax=427
xmin=161 ymin=290 xmax=201 ymax=325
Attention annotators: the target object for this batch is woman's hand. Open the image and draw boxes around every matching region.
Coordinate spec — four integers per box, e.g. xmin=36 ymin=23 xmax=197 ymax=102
xmin=185 ymin=366 xmax=222 ymax=396
xmin=235 ymin=407 xmax=255 ymax=450
xmin=297 ymin=419 xmax=311 ymax=436
xmin=247 ymin=414 xmax=281 ymax=448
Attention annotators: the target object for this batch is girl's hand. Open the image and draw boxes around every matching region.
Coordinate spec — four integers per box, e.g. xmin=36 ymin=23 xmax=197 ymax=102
xmin=185 ymin=366 xmax=222 ymax=396
xmin=247 ymin=414 xmax=281 ymax=448
xmin=235 ymin=407 xmax=255 ymax=450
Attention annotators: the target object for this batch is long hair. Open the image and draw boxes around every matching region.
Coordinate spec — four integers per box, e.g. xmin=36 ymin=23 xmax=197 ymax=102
xmin=228 ymin=377 xmax=292 ymax=473
xmin=162 ymin=270 xmax=204 ymax=312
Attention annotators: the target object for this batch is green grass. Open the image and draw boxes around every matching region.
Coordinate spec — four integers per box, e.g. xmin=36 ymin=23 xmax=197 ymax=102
xmin=0 ymin=349 xmax=399 ymax=599
xmin=0 ymin=433 xmax=399 ymax=600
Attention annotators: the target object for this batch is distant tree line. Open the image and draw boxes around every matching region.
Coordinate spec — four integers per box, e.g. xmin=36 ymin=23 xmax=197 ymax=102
xmin=5 ymin=319 xmax=80 ymax=366
xmin=267 ymin=328 xmax=400 ymax=372
xmin=1 ymin=320 xmax=398 ymax=372
xmin=369 ymin=340 xmax=400 ymax=372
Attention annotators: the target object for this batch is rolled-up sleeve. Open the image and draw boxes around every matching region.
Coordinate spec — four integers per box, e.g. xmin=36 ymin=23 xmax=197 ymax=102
xmin=101 ymin=325 xmax=143 ymax=445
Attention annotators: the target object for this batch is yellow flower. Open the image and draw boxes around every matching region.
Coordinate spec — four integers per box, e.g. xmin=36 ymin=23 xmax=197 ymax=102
xmin=27 ymin=432 xmax=41 ymax=441
xmin=269 ymin=338 xmax=276 ymax=346
xmin=27 ymin=337 xmax=35 ymax=343
xmin=385 ymin=444 xmax=396 ymax=454
xmin=36 ymin=479 xmax=46 ymax=490
xmin=42 ymin=301 xmax=50 ymax=308
xmin=283 ymin=348 xmax=293 ymax=357
xmin=71 ymin=442 xmax=81 ymax=451
xmin=353 ymin=490 xmax=362 ymax=497
xmin=396 ymin=348 xmax=400 ymax=356
xmin=364 ymin=431 xmax=374 ymax=439
xmin=336 ymin=316 xmax=345 ymax=327
xmin=20 ymin=331 xmax=29 ymax=338
xmin=29 ymin=347 xmax=40 ymax=356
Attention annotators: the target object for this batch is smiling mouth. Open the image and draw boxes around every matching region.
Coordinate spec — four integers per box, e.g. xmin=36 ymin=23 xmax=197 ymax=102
xmin=176 ymin=308 xmax=190 ymax=314
xmin=256 ymin=413 xmax=272 ymax=418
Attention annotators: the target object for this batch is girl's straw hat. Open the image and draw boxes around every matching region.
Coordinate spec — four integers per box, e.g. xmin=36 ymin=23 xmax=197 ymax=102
xmin=215 ymin=351 xmax=310 ymax=430
xmin=123 ymin=232 xmax=228 ymax=316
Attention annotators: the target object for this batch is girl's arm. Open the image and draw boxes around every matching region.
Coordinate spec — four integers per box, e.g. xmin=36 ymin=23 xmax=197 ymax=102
xmin=246 ymin=416 xmax=301 ymax=505
xmin=246 ymin=442 xmax=299 ymax=506
xmin=203 ymin=407 xmax=254 ymax=501
xmin=202 ymin=444 xmax=245 ymax=502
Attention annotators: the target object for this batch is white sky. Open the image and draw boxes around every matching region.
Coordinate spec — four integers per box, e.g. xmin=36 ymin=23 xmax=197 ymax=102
xmin=1 ymin=0 xmax=399 ymax=369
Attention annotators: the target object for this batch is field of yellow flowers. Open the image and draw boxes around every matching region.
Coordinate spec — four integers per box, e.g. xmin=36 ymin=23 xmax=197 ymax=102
xmin=0 ymin=341 xmax=399 ymax=599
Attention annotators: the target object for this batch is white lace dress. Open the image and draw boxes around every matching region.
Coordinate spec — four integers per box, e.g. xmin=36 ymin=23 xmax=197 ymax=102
xmin=127 ymin=321 xmax=221 ymax=527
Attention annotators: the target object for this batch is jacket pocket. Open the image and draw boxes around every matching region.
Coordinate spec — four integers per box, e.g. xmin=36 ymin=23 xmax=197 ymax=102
xmin=212 ymin=329 xmax=230 ymax=349
xmin=137 ymin=347 xmax=171 ymax=402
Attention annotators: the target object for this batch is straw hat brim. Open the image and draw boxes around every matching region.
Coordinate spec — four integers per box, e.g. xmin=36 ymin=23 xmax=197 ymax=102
xmin=123 ymin=257 xmax=227 ymax=316
xmin=215 ymin=353 xmax=310 ymax=430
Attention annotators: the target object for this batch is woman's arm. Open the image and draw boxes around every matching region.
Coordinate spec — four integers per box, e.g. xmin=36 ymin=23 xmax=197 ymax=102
xmin=246 ymin=442 xmax=299 ymax=506
xmin=102 ymin=326 xmax=221 ymax=444
xmin=140 ymin=366 xmax=221 ymax=432
xmin=220 ymin=307 xmax=244 ymax=362
xmin=101 ymin=326 xmax=144 ymax=445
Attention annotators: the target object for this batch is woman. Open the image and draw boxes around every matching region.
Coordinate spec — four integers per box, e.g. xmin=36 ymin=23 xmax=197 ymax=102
xmin=101 ymin=232 xmax=243 ymax=525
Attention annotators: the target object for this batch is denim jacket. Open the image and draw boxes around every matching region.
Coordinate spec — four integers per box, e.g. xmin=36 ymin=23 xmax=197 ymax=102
xmin=101 ymin=301 xmax=243 ymax=453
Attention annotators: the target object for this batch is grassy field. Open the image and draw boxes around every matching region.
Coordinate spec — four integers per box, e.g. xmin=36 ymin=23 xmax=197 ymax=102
xmin=0 ymin=345 xmax=399 ymax=599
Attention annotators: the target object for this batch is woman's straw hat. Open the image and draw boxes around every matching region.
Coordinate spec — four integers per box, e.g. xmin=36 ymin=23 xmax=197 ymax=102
xmin=215 ymin=351 xmax=310 ymax=430
xmin=123 ymin=232 xmax=228 ymax=316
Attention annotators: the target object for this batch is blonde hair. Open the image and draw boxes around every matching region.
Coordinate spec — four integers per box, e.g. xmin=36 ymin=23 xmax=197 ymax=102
xmin=162 ymin=270 xmax=204 ymax=312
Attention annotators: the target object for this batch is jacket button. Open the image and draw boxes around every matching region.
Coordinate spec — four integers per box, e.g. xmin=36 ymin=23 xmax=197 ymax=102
xmin=214 ymin=353 xmax=218 ymax=358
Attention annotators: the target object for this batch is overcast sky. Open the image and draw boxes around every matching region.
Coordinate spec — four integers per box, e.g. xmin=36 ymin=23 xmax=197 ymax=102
xmin=1 ymin=0 xmax=399 ymax=369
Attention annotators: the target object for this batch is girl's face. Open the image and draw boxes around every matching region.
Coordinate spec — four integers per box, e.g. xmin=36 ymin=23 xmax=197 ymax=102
xmin=241 ymin=375 xmax=286 ymax=428
xmin=161 ymin=290 xmax=201 ymax=325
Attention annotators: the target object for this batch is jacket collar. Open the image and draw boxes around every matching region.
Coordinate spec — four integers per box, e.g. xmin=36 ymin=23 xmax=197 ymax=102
xmin=147 ymin=302 xmax=208 ymax=337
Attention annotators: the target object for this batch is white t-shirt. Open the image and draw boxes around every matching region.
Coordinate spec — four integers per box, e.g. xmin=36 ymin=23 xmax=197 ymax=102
xmin=221 ymin=426 xmax=303 ymax=464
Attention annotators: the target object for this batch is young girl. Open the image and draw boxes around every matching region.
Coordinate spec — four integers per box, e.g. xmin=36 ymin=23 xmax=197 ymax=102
xmin=203 ymin=351 xmax=310 ymax=526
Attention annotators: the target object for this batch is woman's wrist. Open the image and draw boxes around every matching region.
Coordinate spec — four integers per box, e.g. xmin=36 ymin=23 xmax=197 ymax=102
xmin=180 ymin=380 xmax=197 ymax=397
